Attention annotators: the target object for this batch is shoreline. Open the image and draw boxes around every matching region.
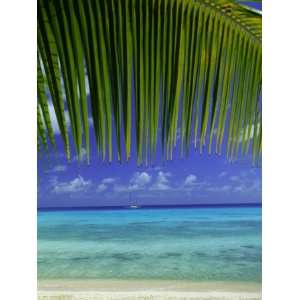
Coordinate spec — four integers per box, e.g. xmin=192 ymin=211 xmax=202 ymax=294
xmin=38 ymin=279 xmax=261 ymax=300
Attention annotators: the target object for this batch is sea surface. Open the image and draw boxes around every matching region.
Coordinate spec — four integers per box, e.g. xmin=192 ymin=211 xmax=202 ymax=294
xmin=38 ymin=206 xmax=261 ymax=282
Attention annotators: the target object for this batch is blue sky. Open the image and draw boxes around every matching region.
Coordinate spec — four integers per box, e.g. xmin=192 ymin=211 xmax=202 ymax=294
xmin=37 ymin=1 xmax=261 ymax=208
xmin=38 ymin=123 xmax=261 ymax=207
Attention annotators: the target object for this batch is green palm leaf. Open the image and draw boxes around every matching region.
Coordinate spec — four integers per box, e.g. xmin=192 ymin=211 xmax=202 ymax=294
xmin=37 ymin=54 xmax=56 ymax=148
xmin=38 ymin=0 xmax=71 ymax=159
xmin=37 ymin=0 xmax=262 ymax=165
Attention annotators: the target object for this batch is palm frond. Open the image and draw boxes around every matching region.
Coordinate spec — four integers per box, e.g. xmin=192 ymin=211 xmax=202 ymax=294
xmin=37 ymin=0 xmax=262 ymax=165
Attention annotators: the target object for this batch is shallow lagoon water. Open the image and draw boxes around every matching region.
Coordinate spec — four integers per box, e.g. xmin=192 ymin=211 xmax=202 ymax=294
xmin=38 ymin=206 xmax=261 ymax=282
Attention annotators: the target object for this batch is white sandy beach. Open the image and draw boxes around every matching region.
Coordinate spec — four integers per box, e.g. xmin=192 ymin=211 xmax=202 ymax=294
xmin=38 ymin=280 xmax=261 ymax=300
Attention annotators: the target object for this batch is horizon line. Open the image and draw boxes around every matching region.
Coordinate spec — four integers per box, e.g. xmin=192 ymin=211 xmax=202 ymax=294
xmin=38 ymin=202 xmax=262 ymax=211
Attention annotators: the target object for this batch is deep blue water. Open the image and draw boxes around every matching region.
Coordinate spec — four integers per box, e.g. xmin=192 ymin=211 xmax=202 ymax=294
xmin=38 ymin=206 xmax=261 ymax=282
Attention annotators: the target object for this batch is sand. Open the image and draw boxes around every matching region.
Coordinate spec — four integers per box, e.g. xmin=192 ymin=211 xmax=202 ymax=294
xmin=38 ymin=280 xmax=261 ymax=300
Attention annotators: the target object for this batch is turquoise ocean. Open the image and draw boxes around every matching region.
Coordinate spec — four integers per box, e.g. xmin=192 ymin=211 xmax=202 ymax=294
xmin=38 ymin=206 xmax=261 ymax=282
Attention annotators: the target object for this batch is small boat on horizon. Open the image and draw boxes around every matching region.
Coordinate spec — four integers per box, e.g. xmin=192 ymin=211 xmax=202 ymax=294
xmin=129 ymin=192 xmax=140 ymax=209
xmin=129 ymin=205 xmax=139 ymax=209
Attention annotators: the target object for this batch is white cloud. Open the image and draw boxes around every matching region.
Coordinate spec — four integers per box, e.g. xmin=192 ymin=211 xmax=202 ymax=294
xmin=102 ymin=177 xmax=116 ymax=184
xmin=133 ymin=172 xmax=152 ymax=185
xmin=96 ymin=183 xmax=107 ymax=193
xmin=112 ymin=172 xmax=151 ymax=193
xmin=150 ymin=171 xmax=172 ymax=191
xmin=151 ymin=182 xmax=170 ymax=191
xmin=157 ymin=171 xmax=171 ymax=183
xmin=96 ymin=177 xmax=116 ymax=192
xmin=112 ymin=171 xmax=175 ymax=193
xmin=129 ymin=172 xmax=152 ymax=190
xmin=184 ymin=174 xmax=197 ymax=186
xmin=181 ymin=175 xmax=209 ymax=192
xmin=52 ymin=175 xmax=91 ymax=194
